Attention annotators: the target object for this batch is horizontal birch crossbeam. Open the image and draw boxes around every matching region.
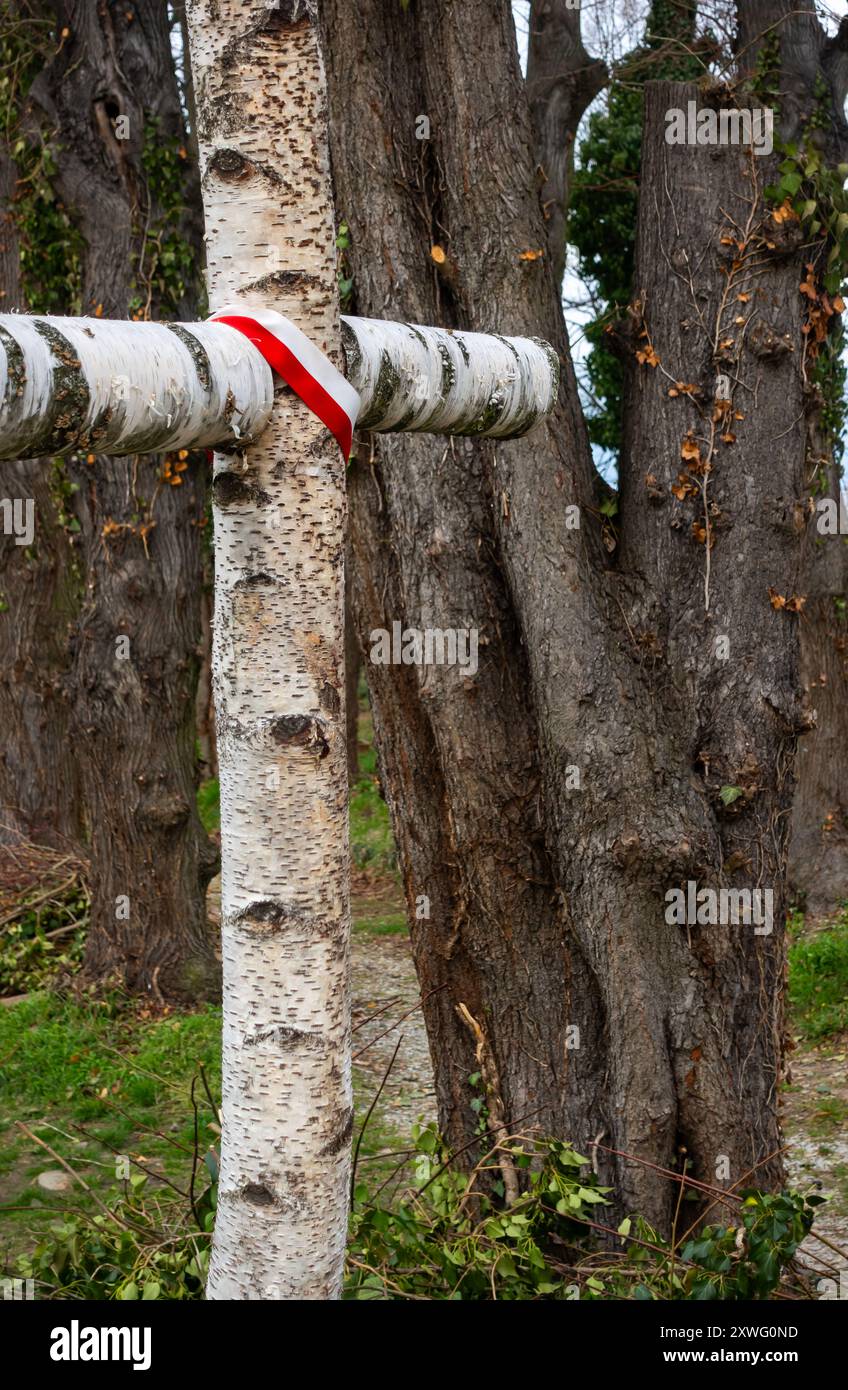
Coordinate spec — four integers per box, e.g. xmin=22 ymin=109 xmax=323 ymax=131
xmin=0 ymin=313 xmax=559 ymax=462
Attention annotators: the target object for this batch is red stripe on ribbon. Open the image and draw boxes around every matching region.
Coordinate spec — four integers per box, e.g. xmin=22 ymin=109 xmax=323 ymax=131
xmin=212 ymin=314 xmax=353 ymax=459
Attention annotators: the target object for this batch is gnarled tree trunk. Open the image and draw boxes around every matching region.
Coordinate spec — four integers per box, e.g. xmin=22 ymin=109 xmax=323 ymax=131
xmin=324 ymin=0 xmax=846 ymax=1231
xmin=323 ymin=0 xmax=604 ymax=1178
xmin=26 ymin=0 xmax=219 ymax=999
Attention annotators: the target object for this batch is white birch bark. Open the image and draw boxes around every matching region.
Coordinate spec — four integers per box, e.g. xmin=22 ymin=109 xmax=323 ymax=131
xmin=0 ymin=314 xmax=558 ymax=461
xmin=345 ymin=317 xmax=558 ymax=436
xmin=184 ymin=0 xmax=351 ymax=1300
xmin=0 ymin=314 xmax=273 ymax=459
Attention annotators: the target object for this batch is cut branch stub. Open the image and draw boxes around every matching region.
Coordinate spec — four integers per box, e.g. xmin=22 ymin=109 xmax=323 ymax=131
xmin=0 ymin=313 xmax=559 ymax=462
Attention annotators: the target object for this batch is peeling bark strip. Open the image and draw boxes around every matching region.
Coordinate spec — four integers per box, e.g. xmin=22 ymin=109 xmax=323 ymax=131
xmin=0 ymin=314 xmax=557 ymax=462
xmin=184 ymin=0 xmax=351 ymax=1300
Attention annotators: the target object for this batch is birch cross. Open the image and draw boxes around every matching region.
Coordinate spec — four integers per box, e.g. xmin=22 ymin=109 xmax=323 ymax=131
xmin=0 ymin=0 xmax=557 ymax=1299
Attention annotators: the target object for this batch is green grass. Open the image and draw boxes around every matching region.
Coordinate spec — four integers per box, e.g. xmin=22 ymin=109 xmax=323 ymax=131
xmin=0 ymin=993 xmax=221 ymax=1112
xmin=196 ymin=777 xmax=220 ymax=834
xmin=353 ymin=911 xmax=407 ymax=936
xmin=350 ymin=704 xmax=397 ymax=875
xmin=0 ymin=988 xmax=414 ymax=1268
xmin=0 ymin=993 xmax=221 ymax=1255
xmin=808 ymin=1093 xmax=848 ymax=1137
xmin=788 ymin=907 xmax=848 ymax=1041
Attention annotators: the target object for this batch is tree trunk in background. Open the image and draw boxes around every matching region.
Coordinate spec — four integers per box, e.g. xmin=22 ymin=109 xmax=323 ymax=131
xmin=791 ymin=596 xmax=848 ymax=913
xmin=526 ymin=0 xmax=606 ymax=288
xmin=0 ymin=36 xmax=82 ymax=850
xmin=196 ymin=569 xmax=217 ymax=780
xmin=0 ymin=450 xmax=81 ymax=848
xmin=734 ymin=2 xmax=848 ymax=919
xmin=26 ymin=0 xmax=219 ymax=999
xmin=323 ymin=0 xmax=604 ymax=1168
xmin=615 ymin=77 xmax=810 ymax=1219
xmin=789 ymin=453 xmax=848 ymax=913
xmin=186 ymin=0 xmax=352 ymax=1299
xmin=345 ymin=539 xmax=361 ymax=786
xmin=324 ymin=0 xmax=847 ymax=1230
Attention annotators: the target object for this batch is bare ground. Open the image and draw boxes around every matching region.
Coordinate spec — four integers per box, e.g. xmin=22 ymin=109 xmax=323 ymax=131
xmin=347 ymin=900 xmax=848 ymax=1284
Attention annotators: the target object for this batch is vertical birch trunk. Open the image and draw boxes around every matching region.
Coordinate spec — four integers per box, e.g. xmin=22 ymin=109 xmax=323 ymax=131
xmin=185 ymin=0 xmax=352 ymax=1299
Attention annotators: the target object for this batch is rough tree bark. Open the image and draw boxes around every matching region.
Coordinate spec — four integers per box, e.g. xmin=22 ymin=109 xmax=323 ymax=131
xmin=345 ymin=544 xmax=360 ymax=787
xmin=789 ymin=462 xmax=848 ymax=912
xmin=616 ymin=78 xmax=809 ymax=1218
xmin=24 ymin=0 xmax=220 ymax=999
xmin=185 ymin=0 xmax=352 ymax=1300
xmin=323 ymin=0 xmax=605 ymax=1179
xmin=196 ymin=578 xmax=217 ymax=780
xmin=526 ymin=0 xmax=606 ymax=287
xmin=323 ymin=0 xmax=848 ymax=1230
xmin=737 ymin=5 xmax=848 ymax=919
xmin=0 ymin=132 xmax=81 ymax=848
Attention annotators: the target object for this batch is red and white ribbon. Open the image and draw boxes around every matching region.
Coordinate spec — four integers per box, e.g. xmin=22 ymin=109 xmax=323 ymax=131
xmin=209 ymin=305 xmax=360 ymax=459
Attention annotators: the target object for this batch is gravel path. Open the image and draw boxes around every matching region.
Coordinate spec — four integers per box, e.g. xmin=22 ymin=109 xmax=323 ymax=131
xmin=784 ymin=1037 xmax=848 ymax=1282
xmin=351 ymin=931 xmax=435 ymax=1138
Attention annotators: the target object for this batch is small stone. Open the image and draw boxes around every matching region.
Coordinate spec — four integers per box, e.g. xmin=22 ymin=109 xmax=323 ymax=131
xmin=37 ymin=1170 xmax=72 ymax=1194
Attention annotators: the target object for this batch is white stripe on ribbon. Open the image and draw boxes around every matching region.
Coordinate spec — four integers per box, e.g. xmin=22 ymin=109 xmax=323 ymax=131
xmin=209 ymin=304 xmax=361 ymax=458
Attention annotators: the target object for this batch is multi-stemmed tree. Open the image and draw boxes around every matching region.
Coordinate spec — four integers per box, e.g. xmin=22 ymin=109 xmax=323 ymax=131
xmin=323 ymin=0 xmax=848 ymax=1229
xmin=567 ymin=1 xmax=848 ymax=914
